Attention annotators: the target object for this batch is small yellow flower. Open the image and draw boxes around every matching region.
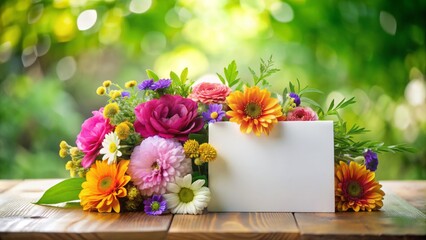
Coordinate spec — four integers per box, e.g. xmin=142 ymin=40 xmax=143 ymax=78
xmin=125 ymin=80 xmax=137 ymax=88
xmin=96 ymin=86 xmax=106 ymax=95
xmin=59 ymin=149 xmax=68 ymax=158
xmin=127 ymin=185 xmax=140 ymax=201
xmin=115 ymin=122 xmax=131 ymax=140
xmin=70 ymin=147 xmax=79 ymax=157
xmin=183 ymin=139 xmax=199 ymax=158
xmin=104 ymin=102 xmax=120 ymax=119
xmin=199 ymin=143 xmax=217 ymax=162
xmin=65 ymin=160 xmax=73 ymax=170
xmin=109 ymin=90 xmax=122 ymax=99
xmin=194 ymin=158 xmax=203 ymax=166
xmin=59 ymin=140 xmax=68 ymax=149
xmin=103 ymin=80 xmax=112 ymax=87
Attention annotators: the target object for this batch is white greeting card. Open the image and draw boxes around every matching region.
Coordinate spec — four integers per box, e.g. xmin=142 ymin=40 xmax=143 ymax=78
xmin=208 ymin=121 xmax=335 ymax=212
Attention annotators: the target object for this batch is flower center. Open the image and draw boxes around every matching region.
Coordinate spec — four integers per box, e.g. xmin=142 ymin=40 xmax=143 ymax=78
xmin=151 ymin=201 xmax=160 ymax=211
xmin=210 ymin=111 xmax=218 ymax=119
xmin=245 ymin=102 xmax=262 ymax=118
xmin=98 ymin=176 xmax=114 ymax=192
xmin=347 ymin=181 xmax=363 ymax=198
xmin=151 ymin=161 xmax=160 ymax=170
xmin=109 ymin=142 xmax=117 ymax=153
xmin=178 ymin=187 xmax=194 ymax=203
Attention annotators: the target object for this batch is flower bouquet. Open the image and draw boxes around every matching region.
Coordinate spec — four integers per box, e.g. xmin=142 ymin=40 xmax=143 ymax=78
xmin=37 ymin=57 xmax=409 ymax=214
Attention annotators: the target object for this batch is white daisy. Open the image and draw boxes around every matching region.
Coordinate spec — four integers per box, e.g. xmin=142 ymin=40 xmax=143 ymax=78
xmin=163 ymin=174 xmax=211 ymax=214
xmin=99 ymin=132 xmax=122 ymax=165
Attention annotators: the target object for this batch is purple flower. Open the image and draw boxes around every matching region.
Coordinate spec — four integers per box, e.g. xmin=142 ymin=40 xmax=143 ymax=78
xmin=289 ymin=92 xmax=301 ymax=106
xmin=150 ymin=79 xmax=171 ymax=91
xmin=364 ymin=149 xmax=379 ymax=171
xmin=121 ymin=91 xmax=130 ymax=97
xmin=138 ymin=79 xmax=154 ymax=90
xmin=202 ymin=104 xmax=226 ymax=123
xmin=143 ymin=195 xmax=167 ymax=216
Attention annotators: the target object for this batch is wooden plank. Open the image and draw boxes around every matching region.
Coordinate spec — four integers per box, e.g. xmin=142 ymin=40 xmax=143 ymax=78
xmin=381 ymin=180 xmax=426 ymax=214
xmin=295 ymin=190 xmax=426 ymax=240
xmin=168 ymin=212 xmax=299 ymax=240
xmin=0 ymin=179 xmax=172 ymax=240
xmin=0 ymin=180 xmax=22 ymax=193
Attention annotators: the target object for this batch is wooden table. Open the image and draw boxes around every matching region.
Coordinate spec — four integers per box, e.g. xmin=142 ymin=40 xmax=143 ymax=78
xmin=0 ymin=180 xmax=425 ymax=240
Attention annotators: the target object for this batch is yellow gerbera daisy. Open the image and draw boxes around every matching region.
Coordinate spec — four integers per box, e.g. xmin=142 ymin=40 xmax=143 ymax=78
xmin=335 ymin=161 xmax=385 ymax=212
xmin=226 ymin=86 xmax=282 ymax=136
xmin=79 ymin=160 xmax=131 ymax=213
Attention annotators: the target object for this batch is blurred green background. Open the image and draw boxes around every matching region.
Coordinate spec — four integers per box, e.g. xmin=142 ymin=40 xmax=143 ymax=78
xmin=0 ymin=0 xmax=425 ymax=179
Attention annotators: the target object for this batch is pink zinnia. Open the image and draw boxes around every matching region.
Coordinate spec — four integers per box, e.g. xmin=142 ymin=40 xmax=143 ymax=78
xmin=286 ymin=107 xmax=318 ymax=121
xmin=128 ymin=136 xmax=192 ymax=196
xmin=76 ymin=109 xmax=114 ymax=168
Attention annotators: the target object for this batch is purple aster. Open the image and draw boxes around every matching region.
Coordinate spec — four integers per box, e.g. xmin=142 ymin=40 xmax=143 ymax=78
xmin=202 ymin=104 xmax=226 ymax=123
xmin=289 ymin=92 xmax=301 ymax=106
xmin=364 ymin=149 xmax=379 ymax=171
xmin=138 ymin=79 xmax=154 ymax=90
xmin=121 ymin=91 xmax=130 ymax=97
xmin=150 ymin=79 xmax=171 ymax=91
xmin=143 ymin=195 xmax=167 ymax=216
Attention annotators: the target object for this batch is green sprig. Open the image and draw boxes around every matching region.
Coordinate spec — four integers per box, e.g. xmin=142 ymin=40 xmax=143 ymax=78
xmin=248 ymin=56 xmax=280 ymax=87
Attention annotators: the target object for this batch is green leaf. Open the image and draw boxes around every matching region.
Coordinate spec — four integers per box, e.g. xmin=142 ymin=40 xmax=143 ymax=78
xmin=301 ymin=97 xmax=323 ymax=110
xmin=146 ymin=69 xmax=159 ymax=81
xmin=299 ymin=88 xmax=323 ymax=96
xmin=35 ymin=178 xmax=84 ymax=205
xmin=188 ymin=132 xmax=208 ymax=144
xmin=180 ymin=68 xmax=188 ymax=83
xmin=217 ymin=60 xmax=240 ymax=87
xmin=217 ymin=73 xmax=226 ymax=85
xmin=170 ymin=71 xmax=180 ymax=84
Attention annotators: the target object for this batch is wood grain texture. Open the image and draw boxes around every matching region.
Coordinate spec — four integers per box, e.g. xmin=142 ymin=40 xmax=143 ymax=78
xmin=382 ymin=180 xmax=426 ymax=214
xmin=168 ymin=212 xmax=299 ymax=240
xmin=0 ymin=180 xmax=22 ymax=193
xmin=295 ymin=191 xmax=426 ymax=240
xmin=0 ymin=179 xmax=172 ymax=240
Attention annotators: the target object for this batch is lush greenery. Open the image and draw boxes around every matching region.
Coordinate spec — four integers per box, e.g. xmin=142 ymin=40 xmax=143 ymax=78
xmin=1 ymin=0 xmax=425 ymax=179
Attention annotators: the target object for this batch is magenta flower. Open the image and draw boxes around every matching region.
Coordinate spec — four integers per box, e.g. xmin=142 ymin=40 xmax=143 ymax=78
xmin=286 ymin=106 xmax=318 ymax=121
xmin=134 ymin=95 xmax=204 ymax=141
xmin=76 ymin=109 xmax=114 ymax=168
xmin=128 ymin=136 xmax=192 ymax=196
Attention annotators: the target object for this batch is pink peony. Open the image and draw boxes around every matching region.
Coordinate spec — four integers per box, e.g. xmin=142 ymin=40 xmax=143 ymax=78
xmin=188 ymin=82 xmax=232 ymax=104
xmin=134 ymin=95 xmax=204 ymax=141
xmin=128 ymin=136 xmax=192 ymax=196
xmin=286 ymin=107 xmax=319 ymax=121
xmin=76 ymin=109 xmax=114 ymax=168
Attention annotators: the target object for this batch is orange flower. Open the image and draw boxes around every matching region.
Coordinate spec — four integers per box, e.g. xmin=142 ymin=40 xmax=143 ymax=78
xmin=335 ymin=161 xmax=385 ymax=212
xmin=79 ymin=160 xmax=131 ymax=213
xmin=226 ymin=86 xmax=282 ymax=136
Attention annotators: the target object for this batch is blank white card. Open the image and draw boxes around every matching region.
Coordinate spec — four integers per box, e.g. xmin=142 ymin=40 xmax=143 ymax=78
xmin=208 ymin=121 xmax=335 ymax=212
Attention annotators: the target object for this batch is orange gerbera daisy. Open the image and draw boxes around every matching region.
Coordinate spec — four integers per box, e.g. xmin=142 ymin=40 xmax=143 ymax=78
xmin=226 ymin=86 xmax=282 ymax=136
xmin=79 ymin=160 xmax=131 ymax=213
xmin=335 ymin=161 xmax=385 ymax=212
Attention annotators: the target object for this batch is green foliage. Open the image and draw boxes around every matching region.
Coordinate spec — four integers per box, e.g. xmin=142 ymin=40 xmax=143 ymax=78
xmin=35 ymin=178 xmax=84 ymax=205
xmin=217 ymin=60 xmax=243 ymax=90
xmin=248 ymin=56 xmax=280 ymax=87
xmin=169 ymin=68 xmax=194 ymax=97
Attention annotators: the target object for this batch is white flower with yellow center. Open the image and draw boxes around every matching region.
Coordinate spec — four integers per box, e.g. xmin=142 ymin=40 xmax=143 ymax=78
xmin=163 ymin=174 xmax=211 ymax=215
xmin=100 ymin=132 xmax=122 ymax=165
